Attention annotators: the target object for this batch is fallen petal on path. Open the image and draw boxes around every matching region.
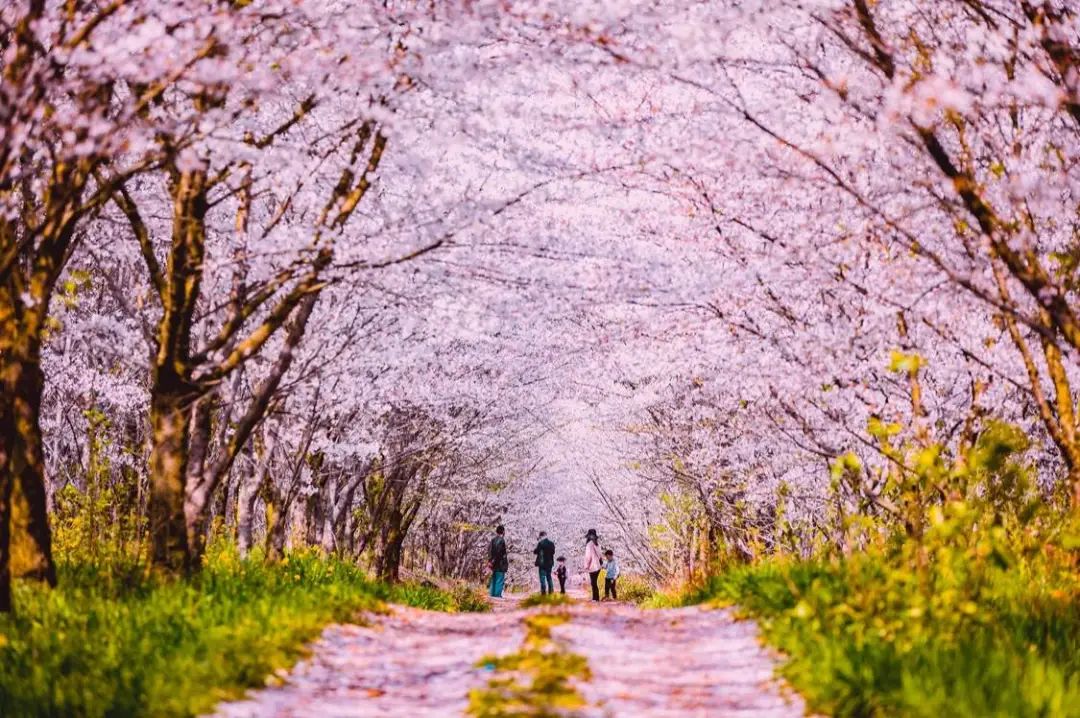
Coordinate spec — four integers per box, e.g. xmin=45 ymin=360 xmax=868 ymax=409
xmin=210 ymin=598 xmax=806 ymax=718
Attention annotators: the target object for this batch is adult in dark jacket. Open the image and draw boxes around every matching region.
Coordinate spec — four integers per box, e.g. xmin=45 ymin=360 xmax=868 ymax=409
xmin=533 ymin=531 xmax=556 ymax=595
xmin=488 ymin=525 xmax=509 ymax=598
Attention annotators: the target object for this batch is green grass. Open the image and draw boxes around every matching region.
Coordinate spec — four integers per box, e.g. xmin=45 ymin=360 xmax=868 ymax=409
xmin=0 ymin=548 xmax=486 ymax=718
xmin=676 ymin=558 xmax=1080 ymax=718
xmin=388 ymin=579 xmax=490 ymax=613
xmin=519 ymin=592 xmax=574 ymax=608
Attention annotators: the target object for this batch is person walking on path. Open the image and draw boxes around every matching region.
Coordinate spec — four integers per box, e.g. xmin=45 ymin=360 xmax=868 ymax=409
xmin=488 ymin=525 xmax=509 ymax=598
xmin=555 ymin=556 xmax=568 ymax=594
xmin=533 ymin=531 xmax=556 ymax=594
xmin=603 ymin=549 xmax=620 ymax=601
xmin=582 ymin=528 xmax=603 ymax=601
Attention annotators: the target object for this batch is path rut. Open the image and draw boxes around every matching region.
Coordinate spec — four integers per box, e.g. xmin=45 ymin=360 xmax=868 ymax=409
xmin=212 ymin=595 xmax=805 ymax=717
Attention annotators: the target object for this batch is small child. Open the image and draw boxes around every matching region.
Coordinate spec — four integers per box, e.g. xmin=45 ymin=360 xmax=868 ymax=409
xmin=603 ymin=549 xmax=619 ymax=601
xmin=555 ymin=556 xmax=568 ymax=594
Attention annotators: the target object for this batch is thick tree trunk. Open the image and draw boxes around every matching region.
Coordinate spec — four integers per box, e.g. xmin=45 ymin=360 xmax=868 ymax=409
xmin=376 ymin=526 xmax=405 ymax=583
xmin=148 ymin=389 xmax=192 ymax=573
xmin=145 ymin=168 xmax=207 ymax=573
xmin=0 ymin=317 xmax=57 ymax=608
xmin=183 ymin=394 xmax=215 ymax=555
xmin=263 ymin=488 xmax=287 ymax=562
xmin=0 ymin=403 xmax=12 ymax=613
xmin=304 ymin=491 xmax=323 ymax=547
xmin=9 ymin=356 xmax=57 ymax=585
xmin=374 ymin=493 xmax=422 ymax=583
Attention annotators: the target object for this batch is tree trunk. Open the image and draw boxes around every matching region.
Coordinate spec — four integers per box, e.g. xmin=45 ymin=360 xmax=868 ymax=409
xmin=215 ymin=473 xmax=232 ymax=534
xmin=237 ymin=476 xmax=261 ymax=556
xmin=0 ymin=1 xmax=138 ymax=607
xmin=0 ymin=322 xmax=57 ymax=609
xmin=304 ymin=490 xmax=323 ymax=547
xmin=148 ymin=388 xmax=193 ymax=573
xmin=145 ymin=167 xmax=207 ymax=573
xmin=0 ymin=403 xmax=12 ymax=612
xmin=238 ymin=431 xmax=274 ymax=556
xmin=9 ymin=356 xmax=57 ymax=585
xmin=264 ymin=489 xmax=288 ymax=562
xmin=319 ymin=476 xmax=338 ymax=553
xmin=375 ymin=521 xmax=405 ymax=583
xmin=183 ymin=393 xmax=216 ymax=556
xmin=374 ymin=491 xmax=422 ymax=583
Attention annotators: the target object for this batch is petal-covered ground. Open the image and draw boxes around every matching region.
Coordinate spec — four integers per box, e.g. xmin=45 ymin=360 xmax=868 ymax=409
xmin=211 ymin=593 xmax=805 ymax=717
xmin=555 ymin=605 xmax=802 ymax=717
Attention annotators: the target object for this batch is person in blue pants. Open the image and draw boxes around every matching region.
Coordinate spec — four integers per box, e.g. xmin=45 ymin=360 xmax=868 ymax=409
xmin=533 ymin=531 xmax=556 ymax=595
xmin=488 ymin=525 xmax=508 ymax=597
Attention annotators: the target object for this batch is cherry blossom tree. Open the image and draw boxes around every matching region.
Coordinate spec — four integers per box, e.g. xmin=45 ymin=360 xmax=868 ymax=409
xmin=7 ymin=0 xmax=1079 ymax=608
xmin=0 ymin=0 xmax=254 ymax=610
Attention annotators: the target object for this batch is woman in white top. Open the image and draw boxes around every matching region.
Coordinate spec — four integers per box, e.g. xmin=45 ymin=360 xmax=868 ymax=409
xmin=582 ymin=528 xmax=603 ymax=601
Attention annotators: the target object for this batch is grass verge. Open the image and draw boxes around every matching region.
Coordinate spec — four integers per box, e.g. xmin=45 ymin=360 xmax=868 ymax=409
xmin=0 ymin=547 xmax=487 ymax=718
xmin=671 ymin=557 xmax=1080 ymax=717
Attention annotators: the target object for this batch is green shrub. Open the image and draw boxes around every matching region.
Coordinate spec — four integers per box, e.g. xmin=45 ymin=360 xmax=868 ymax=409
xmin=388 ymin=581 xmax=458 ymax=612
xmin=680 ymin=553 xmax=1080 ymax=718
xmin=664 ymin=413 xmax=1080 ymax=717
xmin=0 ymin=547 xmax=474 ymax=717
xmin=450 ymin=582 xmax=493 ymax=613
xmin=386 ymin=580 xmax=490 ymax=613
xmin=614 ymin=574 xmax=655 ymax=604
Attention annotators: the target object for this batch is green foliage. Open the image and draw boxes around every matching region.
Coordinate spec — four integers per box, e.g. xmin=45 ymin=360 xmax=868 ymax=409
xmin=58 ymin=269 xmax=93 ymax=309
xmin=671 ymin=417 xmax=1080 ymax=717
xmin=52 ymin=407 xmax=144 ymax=565
xmin=613 ymin=574 xmax=655 ymax=605
xmin=828 ymin=410 xmax=1064 ymax=564
xmin=519 ymin=592 xmax=573 ymax=608
xmin=639 ymin=587 xmax=685 ymax=609
xmin=388 ymin=580 xmax=491 ymax=613
xmin=647 ymin=488 xmax=712 ymax=572
xmin=449 ymin=582 xmax=494 ymax=613
xmin=680 ymin=554 xmax=1079 ymax=718
xmin=468 ymin=613 xmax=591 ymax=717
xmin=887 ymin=350 xmax=925 ymax=374
xmin=0 ymin=547 xmax=475 ymax=718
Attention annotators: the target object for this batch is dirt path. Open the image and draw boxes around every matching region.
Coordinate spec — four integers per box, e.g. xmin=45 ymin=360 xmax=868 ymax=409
xmin=212 ymin=594 xmax=805 ymax=717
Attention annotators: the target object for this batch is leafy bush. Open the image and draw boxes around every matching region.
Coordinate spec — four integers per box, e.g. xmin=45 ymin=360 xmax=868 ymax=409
xmin=388 ymin=580 xmax=490 ymax=613
xmin=683 ymin=553 xmax=1080 ymax=718
xmin=388 ymin=581 xmax=459 ymax=611
xmin=614 ymin=574 xmax=655 ymax=604
xmin=671 ymin=415 xmax=1080 ymax=717
xmin=0 ymin=547 xmax=474 ymax=717
xmin=450 ymin=582 xmax=493 ymax=613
